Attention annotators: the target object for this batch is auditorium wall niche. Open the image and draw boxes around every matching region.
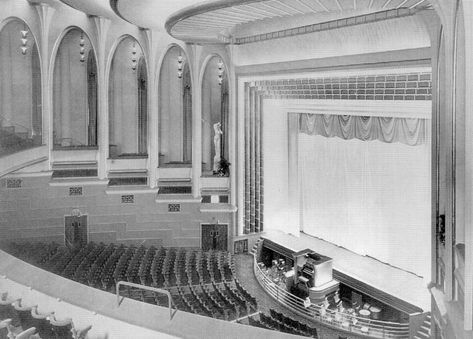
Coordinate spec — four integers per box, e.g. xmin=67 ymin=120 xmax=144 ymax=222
xmin=158 ymin=45 xmax=192 ymax=166
xmin=0 ymin=19 xmax=42 ymax=153
xmin=109 ymin=36 xmax=147 ymax=158
xmin=53 ymin=28 xmax=97 ymax=149
xmin=296 ymin=112 xmax=431 ymax=279
xmin=201 ymin=56 xmax=229 ymax=175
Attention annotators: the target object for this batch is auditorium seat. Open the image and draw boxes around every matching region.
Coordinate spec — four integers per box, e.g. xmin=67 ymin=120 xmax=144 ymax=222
xmin=29 ymin=306 xmax=54 ymax=338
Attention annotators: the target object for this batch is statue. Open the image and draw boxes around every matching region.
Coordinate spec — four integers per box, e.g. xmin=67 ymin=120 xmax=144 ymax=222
xmin=213 ymin=122 xmax=223 ymax=173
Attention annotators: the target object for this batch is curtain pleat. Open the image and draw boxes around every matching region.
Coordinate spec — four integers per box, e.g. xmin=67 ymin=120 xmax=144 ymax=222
xmin=300 ymin=113 xmax=427 ymax=146
xmin=244 ymin=85 xmax=264 ymax=234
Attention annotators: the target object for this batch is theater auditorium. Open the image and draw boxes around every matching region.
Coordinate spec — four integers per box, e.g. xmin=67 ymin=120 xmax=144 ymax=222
xmin=0 ymin=0 xmax=471 ymax=338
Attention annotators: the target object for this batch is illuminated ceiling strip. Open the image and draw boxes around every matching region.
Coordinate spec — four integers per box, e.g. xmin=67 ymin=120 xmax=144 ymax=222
xmin=409 ymin=0 xmax=426 ymax=8
xmin=313 ymin=0 xmax=330 ymax=12
xmin=201 ymin=10 xmax=256 ymax=22
xmin=220 ymin=7 xmax=268 ymax=19
xmin=190 ymin=13 xmax=244 ymax=23
xmin=334 ymin=0 xmax=343 ymax=11
xmin=175 ymin=20 xmax=230 ymax=28
xmin=397 ymin=0 xmax=410 ymax=7
xmin=295 ymin=0 xmax=319 ymax=13
xmin=382 ymin=0 xmax=394 ymax=8
xmin=258 ymin=1 xmax=293 ymax=16
xmin=368 ymin=0 xmax=375 ymax=9
xmin=241 ymin=3 xmax=283 ymax=16
xmin=354 ymin=0 xmax=357 ymax=10
xmin=274 ymin=0 xmax=306 ymax=14
xmin=176 ymin=20 xmax=231 ymax=28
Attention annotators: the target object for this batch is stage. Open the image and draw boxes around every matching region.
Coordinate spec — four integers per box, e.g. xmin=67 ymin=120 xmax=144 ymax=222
xmin=261 ymin=229 xmax=430 ymax=314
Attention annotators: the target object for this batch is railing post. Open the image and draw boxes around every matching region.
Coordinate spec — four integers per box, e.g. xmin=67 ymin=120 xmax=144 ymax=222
xmin=116 ymin=281 xmax=173 ymax=321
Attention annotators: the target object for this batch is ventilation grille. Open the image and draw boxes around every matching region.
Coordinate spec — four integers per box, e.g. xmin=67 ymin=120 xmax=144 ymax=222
xmin=6 ymin=178 xmax=22 ymax=188
xmin=121 ymin=195 xmax=135 ymax=204
xmin=69 ymin=186 xmax=83 ymax=196
xmin=168 ymin=204 xmax=181 ymax=212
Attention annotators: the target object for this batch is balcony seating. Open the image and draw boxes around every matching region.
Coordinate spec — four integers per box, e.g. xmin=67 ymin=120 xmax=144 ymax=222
xmin=100 ymin=245 xmax=126 ymax=291
xmin=88 ymin=243 xmax=115 ymax=288
xmin=151 ymin=247 xmax=166 ymax=287
xmin=138 ymin=246 xmax=156 ymax=286
xmin=49 ymin=314 xmax=92 ymax=339
xmin=114 ymin=246 xmax=136 ymax=285
xmin=73 ymin=243 xmax=106 ymax=284
xmin=30 ymin=306 xmax=54 ymax=338
xmin=1 ymin=241 xmax=259 ymax=329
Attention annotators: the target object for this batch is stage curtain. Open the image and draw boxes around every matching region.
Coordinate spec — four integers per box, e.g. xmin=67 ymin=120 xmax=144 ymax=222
xmin=298 ymin=131 xmax=431 ymax=278
xmin=300 ymin=113 xmax=427 ymax=146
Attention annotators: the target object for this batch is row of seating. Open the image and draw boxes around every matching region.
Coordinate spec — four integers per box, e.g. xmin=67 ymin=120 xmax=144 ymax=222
xmin=269 ymin=309 xmax=318 ymax=338
xmin=1 ymin=242 xmax=258 ymax=325
xmin=1 ymin=292 xmax=91 ymax=339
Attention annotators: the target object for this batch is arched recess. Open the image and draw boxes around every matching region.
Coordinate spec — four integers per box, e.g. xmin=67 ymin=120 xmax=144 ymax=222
xmin=109 ymin=36 xmax=148 ymax=158
xmin=201 ymin=55 xmax=229 ymax=175
xmin=158 ymin=45 xmax=192 ymax=166
xmin=53 ymin=28 xmax=97 ymax=149
xmin=0 ymin=18 xmax=42 ymax=155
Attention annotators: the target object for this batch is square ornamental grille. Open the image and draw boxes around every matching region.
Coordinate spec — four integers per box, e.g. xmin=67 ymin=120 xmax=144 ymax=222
xmin=6 ymin=178 xmax=22 ymax=188
xmin=69 ymin=186 xmax=83 ymax=196
xmin=168 ymin=204 xmax=181 ymax=212
xmin=121 ymin=195 xmax=135 ymax=204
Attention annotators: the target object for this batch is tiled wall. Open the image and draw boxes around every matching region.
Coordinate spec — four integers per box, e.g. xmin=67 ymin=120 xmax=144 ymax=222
xmin=0 ymin=176 xmax=233 ymax=248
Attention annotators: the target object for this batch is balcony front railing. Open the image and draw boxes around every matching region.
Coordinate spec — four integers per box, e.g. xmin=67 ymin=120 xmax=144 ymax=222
xmin=252 ymin=255 xmax=410 ymax=338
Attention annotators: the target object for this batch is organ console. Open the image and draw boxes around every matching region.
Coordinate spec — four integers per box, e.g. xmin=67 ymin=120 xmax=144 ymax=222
xmin=291 ymin=249 xmax=339 ymax=304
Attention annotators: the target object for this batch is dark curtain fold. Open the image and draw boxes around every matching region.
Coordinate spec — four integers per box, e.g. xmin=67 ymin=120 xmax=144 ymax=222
xmin=244 ymin=85 xmax=263 ymax=234
xmin=299 ymin=113 xmax=427 ymax=146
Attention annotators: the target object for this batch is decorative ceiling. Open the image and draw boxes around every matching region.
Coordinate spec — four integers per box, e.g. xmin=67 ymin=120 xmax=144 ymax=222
xmin=56 ymin=0 xmax=432 ymax=44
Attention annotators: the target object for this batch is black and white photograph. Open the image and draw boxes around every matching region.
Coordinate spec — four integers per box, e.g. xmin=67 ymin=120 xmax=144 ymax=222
xmin=0 ymin=0 xmax=470 ymax=338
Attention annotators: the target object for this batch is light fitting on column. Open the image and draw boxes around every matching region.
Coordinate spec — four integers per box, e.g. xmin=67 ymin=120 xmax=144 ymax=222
xmin=177 ymin=53 xmax=184 ymax=79
xmin=79 ymin=32 xmax=86 ymax=63
xmin=131 ymin=42 xmax=137 ymax=71
xmin=20 ymin=25 xmax=28 ymax=55
xmin=217 ymin=59 xmax=224 ymax=85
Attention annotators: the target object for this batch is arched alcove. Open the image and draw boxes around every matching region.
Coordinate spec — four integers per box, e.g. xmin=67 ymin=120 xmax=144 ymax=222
xmin=158 ymin=45 xmax=192 ymax=167
xmin=0 ymin=19 xmax=42 ymax=155
xmin=201 ymin=56 xmax=229 ymax=175
xmin=109 ymin=36 xmax=148 ymax=158
xmin=53 ymin=28 xmax=97 ymax=149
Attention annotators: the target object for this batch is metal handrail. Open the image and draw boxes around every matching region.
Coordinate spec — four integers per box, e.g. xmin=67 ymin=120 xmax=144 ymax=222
xmin=116 ymin=281 xmax=173 ymax=320
xmin=253 ymin=256 xmax=409 ymax=338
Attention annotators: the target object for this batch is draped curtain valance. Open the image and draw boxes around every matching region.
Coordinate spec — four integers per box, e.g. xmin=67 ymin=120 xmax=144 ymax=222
xmin=299 ymin=113 xmax=428 ymax=146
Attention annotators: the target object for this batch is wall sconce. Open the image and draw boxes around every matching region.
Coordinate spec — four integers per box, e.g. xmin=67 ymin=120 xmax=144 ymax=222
xmin=131 ymin=42 xmax=137 ymax=71
xmin=79 ymin=32 xmax=86 ymax=62
xmin=177 ymin=53 xmax=183 ymax=78
xmin=20 ymin=25 xmax=28 ymax=55
xmin=217 ymin=59 xmax=224 ymax=86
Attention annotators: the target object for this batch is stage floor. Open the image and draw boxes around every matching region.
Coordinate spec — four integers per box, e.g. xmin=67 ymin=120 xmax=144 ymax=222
xmin=262 ymin=229 xmax=431 ymax=312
